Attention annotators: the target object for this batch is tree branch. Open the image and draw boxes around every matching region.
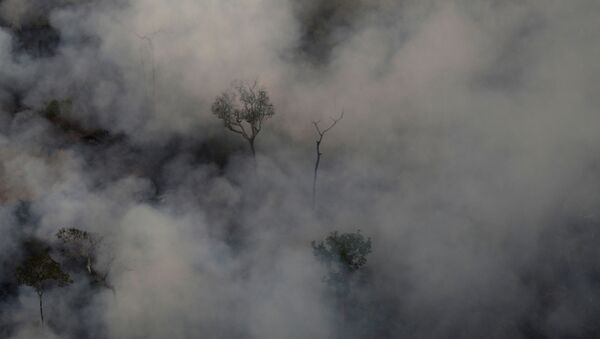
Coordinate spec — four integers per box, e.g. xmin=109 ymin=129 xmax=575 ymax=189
xmin=312 ymin=111 xmax=344 ymax=210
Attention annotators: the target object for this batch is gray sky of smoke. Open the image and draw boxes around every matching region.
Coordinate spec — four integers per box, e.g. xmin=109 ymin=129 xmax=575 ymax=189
xmin=1 ymin=0 xmax=600 ymax=338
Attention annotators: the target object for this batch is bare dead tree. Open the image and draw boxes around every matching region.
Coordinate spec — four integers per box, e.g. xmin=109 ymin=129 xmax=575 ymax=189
xmin=312 ymin=112 xmax=343 ymax=209
xmin=135 ymin=29 xmax=174 ymax=113
xmin=135 ymin=32 xmax=158 ymax=112
xmin=211 ymin=81 xmax=275 ymax=165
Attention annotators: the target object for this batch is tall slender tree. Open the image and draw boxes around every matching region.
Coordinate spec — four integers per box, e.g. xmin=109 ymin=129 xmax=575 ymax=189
xmin=16 ymin=251 xmax=72 ymax=327
xmin=312 ymin=112 xmax=343 ymax=209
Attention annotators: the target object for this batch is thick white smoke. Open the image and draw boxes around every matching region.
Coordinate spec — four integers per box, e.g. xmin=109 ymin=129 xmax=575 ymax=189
xmin=1 ymin=0 xmax=600 ymax=338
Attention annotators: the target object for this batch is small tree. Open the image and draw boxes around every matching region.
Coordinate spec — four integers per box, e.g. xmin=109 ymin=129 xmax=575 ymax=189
xmin=211 ymin=81 xmax=275 ymax=163
xmin=57 ymin=227 xmax=99 ymax=275
xmin=313 ymin=230 xmax=373 ymax=332
xmin=312 ymin=112 xmax=343 ymax=209
xmin=312 ymin=230 xmax=371 ymax=294
xmin=16 ymin=252 xmax=72 ymax=327
xmin=57 ymin=227 xmax=114 ymax=293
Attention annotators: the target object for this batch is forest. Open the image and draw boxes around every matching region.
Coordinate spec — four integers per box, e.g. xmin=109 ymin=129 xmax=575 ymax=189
xmin=1 ymin=0 xmax=600 ymax=338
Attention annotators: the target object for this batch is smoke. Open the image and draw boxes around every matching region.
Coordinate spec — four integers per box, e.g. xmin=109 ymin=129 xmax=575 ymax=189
xmin=1 ymin=0 xmax=600 ymax=338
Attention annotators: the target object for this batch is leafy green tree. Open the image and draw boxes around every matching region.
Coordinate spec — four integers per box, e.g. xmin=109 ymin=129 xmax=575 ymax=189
xmin=312 ymin=230 xmax=372 ymax=293
xmin=211 ymin=81 xmax=275 ymax=163
xmin=15 ymin=252 xmax=72 ymax=327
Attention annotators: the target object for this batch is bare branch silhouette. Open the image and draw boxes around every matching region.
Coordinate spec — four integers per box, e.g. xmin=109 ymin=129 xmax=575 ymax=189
xmin=312 ymin=111 xmax=344 ymax=209
xmin=135 ymin=29 xmax=175 ymax=114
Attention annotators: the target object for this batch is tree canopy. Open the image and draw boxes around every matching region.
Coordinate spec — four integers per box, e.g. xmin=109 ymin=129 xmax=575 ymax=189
xmin=16 ymin=250 xmax=72 ymax=326
xmin=211 ymin=81 xmax=275 ymax=160
xmin=312 ymin=230 xmax=372 ymax=280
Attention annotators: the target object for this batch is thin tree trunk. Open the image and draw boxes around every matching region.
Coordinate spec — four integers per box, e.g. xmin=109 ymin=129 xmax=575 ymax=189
xmin=311 ymin=112 xmax=342 ymax=210
xmin=151 ymin=45 xmax=156 ymax=114
xmin=312 ymin=140 xmax=322 ymax=210
xmin=38 ymin=292 xmax=44 ymax=328
xmin=109 ymin=284 xmax=117 ymax=302
xmin=249 ymin=139 xmax=257 ymax=168
xmin=87 ymin=256 xmax=92 ymax=274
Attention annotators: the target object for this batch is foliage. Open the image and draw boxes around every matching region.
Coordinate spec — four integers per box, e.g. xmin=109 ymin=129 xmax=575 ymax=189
xmin=211 ymin=81 xmax=274 ymax=158
xmin=56 ymin=227 xmax=115 ymax=292
xmin=57 ymin=227 xmax=91 ymax=242
xmin=43 ymin=99 xmax=72 ymax=120
xmin=312 ymin=230 xmax=372 ymax=286
xmin=211 ymin=81 xmax=274 ymax=134
xmin=57 ymin=227 xmax=100 ymax=273
xmin=15 ymin=251 xmax=72 ymax=296
xmin=57 ymin=227 xmax=97 ymax=263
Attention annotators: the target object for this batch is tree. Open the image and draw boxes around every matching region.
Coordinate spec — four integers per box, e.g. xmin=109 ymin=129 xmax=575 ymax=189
xmin=57 ymin=227 xmax=98 ymax=275
xmin=134 ymin=28 xmax=176 ymax=115
xmin=312 ymin=112 xmax=343 ymax=209
xmin=137 ymin=32 xmax=158 ymax=114
xmin=312 ymin=230 xmax=373 ymax=333
xmin=211 ymin=81 xmax=275 ymax=163
xmin=56 ymin=227 xmax=114 ymax=293
xmin=15 ymin=251 xmax=72 ymax=327
xmin=312 ymin=230 xmax=371 ymax=293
